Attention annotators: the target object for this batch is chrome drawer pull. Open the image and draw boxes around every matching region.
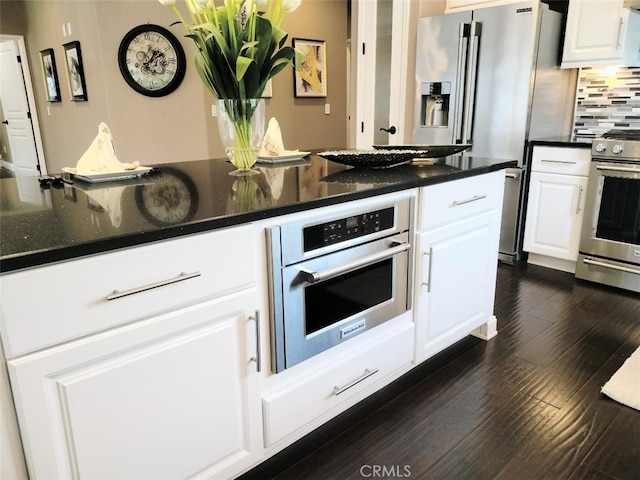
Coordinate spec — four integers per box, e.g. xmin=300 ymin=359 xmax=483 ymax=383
xmin=583 ymin=258 xmax=640 ymax=276
xmin=300 ymin=242 xmax=410 ymax=284
xmin=333 ymin=368 xmax=379 ymax=396
xmin=106 ymin=271 xmax=201 ymax=301
xmin=505 ymin=172 xmax=519 ymax=179
xmin=451 ymin=194 xmax=486 ymax=207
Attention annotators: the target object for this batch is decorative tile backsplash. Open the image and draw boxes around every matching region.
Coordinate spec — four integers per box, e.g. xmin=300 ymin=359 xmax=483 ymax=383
xmin=573 ymin=66 xmax=640 ymax=140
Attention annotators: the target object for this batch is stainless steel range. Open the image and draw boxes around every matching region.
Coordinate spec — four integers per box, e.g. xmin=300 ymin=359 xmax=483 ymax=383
xmin=576 ymin=130 xmax=640 ymax=293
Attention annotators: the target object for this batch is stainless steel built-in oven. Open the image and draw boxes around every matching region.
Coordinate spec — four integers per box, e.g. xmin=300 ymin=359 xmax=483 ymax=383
xmin=267 ymin=196 xmax=413 ymax=372
xmin=576 ymin=132 xmax=640 ymax=293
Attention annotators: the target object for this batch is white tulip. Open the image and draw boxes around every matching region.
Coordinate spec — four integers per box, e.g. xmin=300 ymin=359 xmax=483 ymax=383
xmin=254 ymin=0 xmax=268 ymax=7
xmin=158 ymin=0 xmax=177 ymax=6
xmin=281 ymin=0 xmax=301 ymax=12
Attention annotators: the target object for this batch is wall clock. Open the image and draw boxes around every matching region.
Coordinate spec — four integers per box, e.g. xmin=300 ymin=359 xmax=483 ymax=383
xmin=118 ymin=24 xmax=186 ymax=97
xmin=135 ymin=168 xmax=199 ymax=226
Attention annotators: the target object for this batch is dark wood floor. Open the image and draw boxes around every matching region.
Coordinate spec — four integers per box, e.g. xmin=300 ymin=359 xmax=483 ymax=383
xmin=241 ymin=263 xmax=640 ymax=480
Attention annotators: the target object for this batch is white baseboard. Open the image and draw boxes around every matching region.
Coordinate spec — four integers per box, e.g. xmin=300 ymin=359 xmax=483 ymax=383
xmin=527 ymin=253 xmax=576 ymax=274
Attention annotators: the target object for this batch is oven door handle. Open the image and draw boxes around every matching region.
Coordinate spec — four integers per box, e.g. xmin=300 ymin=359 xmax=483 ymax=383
xmin=596 ymin=165 xmax=640 ymax=174
xmin=583 ymin=258 xmax=640 ymax=276
xmin=300 ymin=241 xmax=411 ymax=284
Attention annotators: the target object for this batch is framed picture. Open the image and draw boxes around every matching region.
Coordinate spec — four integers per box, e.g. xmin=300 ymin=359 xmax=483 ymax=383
xmin=40 ymin=49 xmax=61 ymax=102
xmin=63 ymin=41 xmax=88 ymax=101
xmin=292 ymin=38 xmax=327 ymax=98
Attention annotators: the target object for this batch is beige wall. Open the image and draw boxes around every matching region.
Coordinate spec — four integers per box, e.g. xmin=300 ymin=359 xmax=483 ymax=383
xmin=1 ymin=0 xmax=348 ymax=174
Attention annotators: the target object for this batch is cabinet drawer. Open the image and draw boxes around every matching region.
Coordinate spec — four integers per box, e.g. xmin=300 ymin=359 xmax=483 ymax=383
xmin=262 ymin=321 xmax=414 ymax=447
xmin=531 ymin=146 xmax=591 ymax=176
xmin=419 ymin=170 xmax=504 ymax=231
xmin=0 ymin=225 xmax=257 ymax=358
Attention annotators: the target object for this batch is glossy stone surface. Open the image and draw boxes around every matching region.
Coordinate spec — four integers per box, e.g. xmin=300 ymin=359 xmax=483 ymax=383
xmin=0 ymin=154 xmax=514 ymax=273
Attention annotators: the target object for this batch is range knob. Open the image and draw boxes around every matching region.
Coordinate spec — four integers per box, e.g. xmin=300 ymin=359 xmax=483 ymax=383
xmin=612 ymin=144 xmax=624 ymax=155
xmin=594 ymin=143 xmax=607 ymax=153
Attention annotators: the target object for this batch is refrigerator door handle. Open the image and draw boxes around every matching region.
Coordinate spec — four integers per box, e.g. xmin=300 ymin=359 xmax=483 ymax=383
xmin=462 ymin=21 xmax=480 ymax=145
xmin=452 ymin=23 xmax=470 ymax=144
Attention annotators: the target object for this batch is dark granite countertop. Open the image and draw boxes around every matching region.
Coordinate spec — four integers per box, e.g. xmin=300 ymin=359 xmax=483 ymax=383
xmin=529 ymin=137 xmax=593 ymax=148
xmin=0 ymin=154 xmax=515 ymax=273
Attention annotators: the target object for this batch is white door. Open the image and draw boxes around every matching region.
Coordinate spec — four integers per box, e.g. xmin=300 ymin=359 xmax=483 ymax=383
xmin=0 ymin=38 xmax=42 ymax=176
xmin=562 ymin=0 xmax=626 ymax=64
xmin=523 ymin=172 xmax=588 ymax=261
xmin=415 ymin=211 xmax=499 ymax=362
xmin=8 ymin=290 xmax=262 ymax=480
xmin=352 ymin=0 xmax=410 ymax=148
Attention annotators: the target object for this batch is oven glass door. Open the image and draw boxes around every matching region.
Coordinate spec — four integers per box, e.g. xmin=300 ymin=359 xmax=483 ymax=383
xmin=305 ymin=258 xmax=393 ymax=335
xmin=280 ymin=234 xmax=409 ymax=370
xmin=581 ymin=161 xmax=640 ymax=262
xmin=595 ymin=175 xmax=640 ymax=245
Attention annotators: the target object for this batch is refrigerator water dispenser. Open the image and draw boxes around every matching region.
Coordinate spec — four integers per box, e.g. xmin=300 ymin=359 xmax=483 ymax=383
xmin=420 ymin=82 xmax=450 ymax=128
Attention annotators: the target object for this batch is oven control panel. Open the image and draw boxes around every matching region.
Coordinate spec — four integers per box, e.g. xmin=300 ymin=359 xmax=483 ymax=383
xmin=303 ymin=207 xmax=395 ymax=251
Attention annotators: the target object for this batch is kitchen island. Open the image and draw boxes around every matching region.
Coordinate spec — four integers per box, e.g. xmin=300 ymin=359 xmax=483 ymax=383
xmin=1 ymin=154 xmax=515 ymax=480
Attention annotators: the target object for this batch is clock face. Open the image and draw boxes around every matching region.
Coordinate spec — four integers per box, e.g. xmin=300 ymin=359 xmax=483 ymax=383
xmin=118 ymin=24 xmax=186 ymax=97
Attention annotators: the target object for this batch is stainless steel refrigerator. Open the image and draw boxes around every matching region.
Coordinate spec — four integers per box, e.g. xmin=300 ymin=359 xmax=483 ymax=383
xmin=412 ymin=0 xmax=575 ymax=264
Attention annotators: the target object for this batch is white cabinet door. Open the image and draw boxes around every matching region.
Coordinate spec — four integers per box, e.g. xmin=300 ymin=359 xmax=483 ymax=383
xmin=415 ymin=210 xmax=500 ymax=363
xmin=8 ymin=289 xmax=262 ymax=480
xmin=523 ymin=172 xmax=588 ymax=261
xmin=561 ymin=0 xmax=640 ymax=67
xmin=445 ymin=0 xmax=520 ymax=12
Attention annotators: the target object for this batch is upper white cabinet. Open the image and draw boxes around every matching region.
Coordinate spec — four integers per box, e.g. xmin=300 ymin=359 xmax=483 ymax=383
xmin=445 ymin=0 xmax=521 ymax=12
xmin=562 ymin=0 xmax=640 ymax=67
xmin=523 ymin=146 xmax=591 ymax=272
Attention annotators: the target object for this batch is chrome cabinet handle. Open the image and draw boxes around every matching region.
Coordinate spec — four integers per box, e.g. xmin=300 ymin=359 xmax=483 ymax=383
xmin=576 ymin=186 xmax=583 ymax=216
xmin=616 ymin=17 xmax=623 ymax=49
xmin=422 ymin=247 xmax=433 ymax=293
xmin=106 ymin=271 xmax=201 ymax=301
xmin=300 ymin=241 xmax=410 ymax=284
xmin=505 ymin=172 xmax=519 ymax=179
xmin=583 ymin=258 xmax=640 ymax=276
xmin=333 ymin=368 xmax=379 ymax=396
xmin=596 ymin=165 xmax=640 ymax=174
xmin=540 ymin=159 xmax=577 ymax=164
xmin=249 ymin=310 xmax=262 ymax=373
xmin=451 ymin=194 xmax=486 ymax=207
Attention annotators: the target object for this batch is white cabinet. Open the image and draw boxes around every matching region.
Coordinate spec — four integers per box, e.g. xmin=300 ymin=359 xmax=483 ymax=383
xmin=561 ymin=0 xmax=640 ymax=67
xmin=445 ymin=0 xmax=520 ymax=13
xmin=262 ymin=316 xmax=414 ymax=448
xmin=523 ymin=146 xmax=591 ymax=272
xmin=414 ymin=171 xmax=504 ymax=364
xmin=2 ymin=225 xmax=264 ymax=480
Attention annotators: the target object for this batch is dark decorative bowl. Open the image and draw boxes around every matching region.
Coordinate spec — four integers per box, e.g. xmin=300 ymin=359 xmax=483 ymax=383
xmin=318 ymin=149 xmax=429 ymax=168
xmin=373 ymin=144 xmax=472 ymax=158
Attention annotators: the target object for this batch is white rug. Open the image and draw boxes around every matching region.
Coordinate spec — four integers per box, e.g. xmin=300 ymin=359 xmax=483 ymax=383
xmin=601 ymin=346 xmax=640 ymax=411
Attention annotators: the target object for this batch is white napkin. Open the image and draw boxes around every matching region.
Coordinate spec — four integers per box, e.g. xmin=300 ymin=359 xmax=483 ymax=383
xmin=260 ymin=117 xmax=286 ymax=156
xmin=76 ymin=123 xmax=139 ymax=174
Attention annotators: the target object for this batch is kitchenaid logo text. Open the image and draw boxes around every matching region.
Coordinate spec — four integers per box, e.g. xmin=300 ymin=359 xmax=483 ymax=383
xmin=360 ymin=465 xmax=411 ymax=478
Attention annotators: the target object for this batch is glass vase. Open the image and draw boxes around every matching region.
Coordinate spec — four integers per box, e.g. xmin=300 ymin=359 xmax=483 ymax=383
xmin=217 ymin=98 xmax=265 ymax=176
